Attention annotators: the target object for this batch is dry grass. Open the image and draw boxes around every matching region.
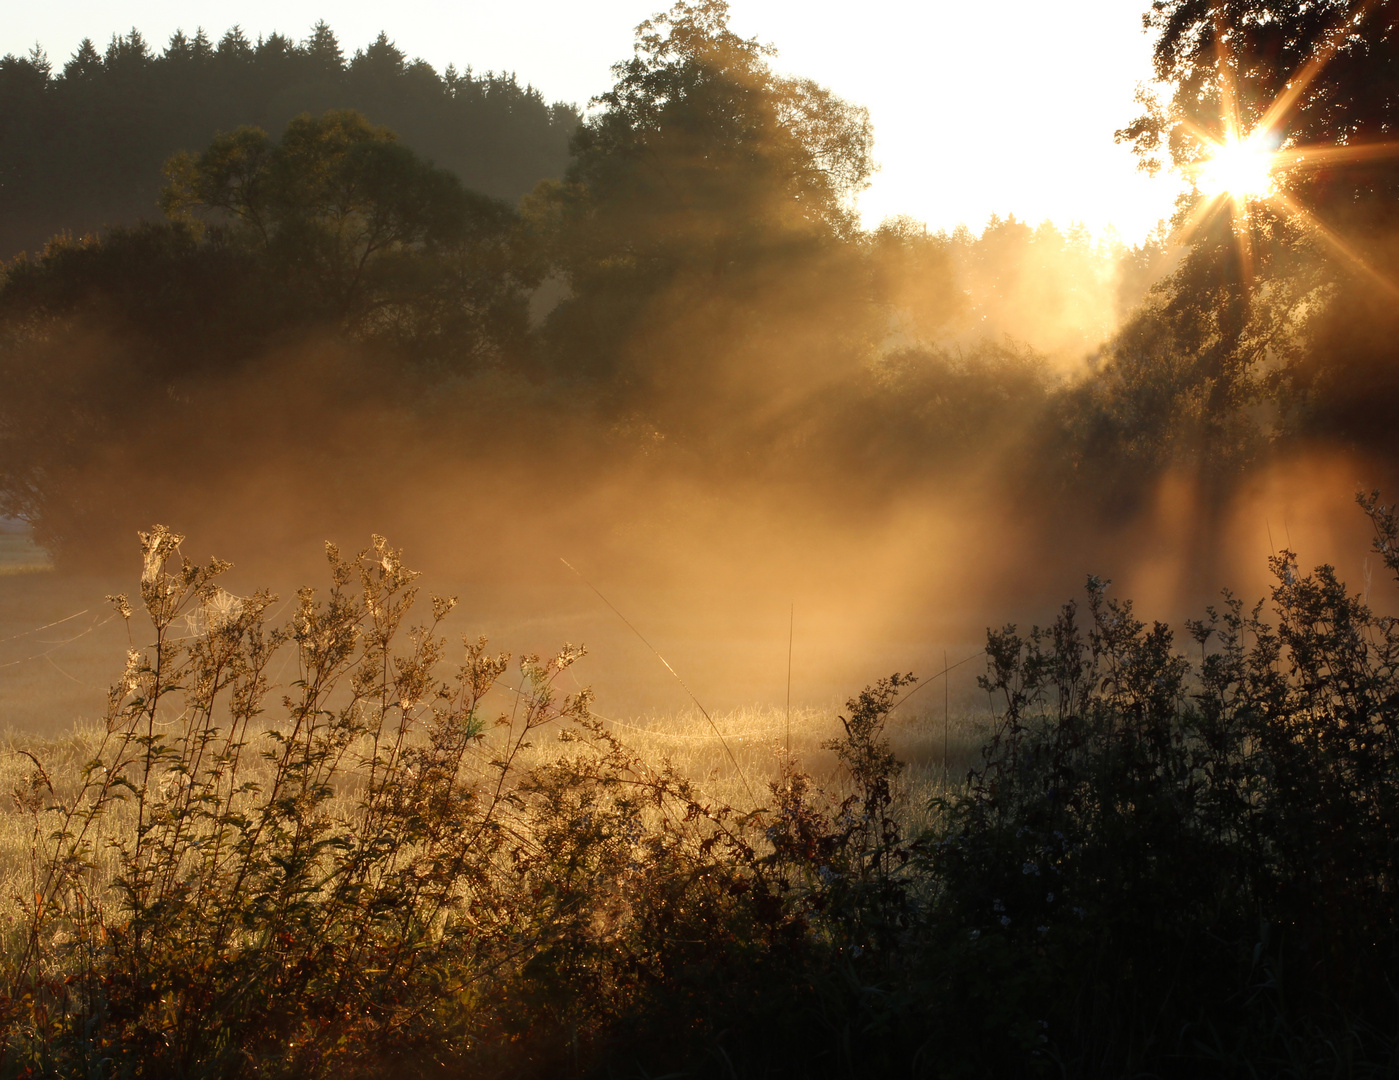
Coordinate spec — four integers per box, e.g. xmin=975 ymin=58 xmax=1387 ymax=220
xmin=0 ymin=526 xmax=1005 ymax=1077
xmin=0 ymin=532 xmax=52 ymax=577
xmin=582 ymin=703 xmax=990 ymax=833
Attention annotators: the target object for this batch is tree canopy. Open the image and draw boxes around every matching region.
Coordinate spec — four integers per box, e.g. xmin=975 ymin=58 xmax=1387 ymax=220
xmin=0 ymin=109 xmax=543 ymax=556
xmin=161 ymin=110 xmax=534 ymax=335
xmin=1082 ymin=0 xmax=1399 ymax=484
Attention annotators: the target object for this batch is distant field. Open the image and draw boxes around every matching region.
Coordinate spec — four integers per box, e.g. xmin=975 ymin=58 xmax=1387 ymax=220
xmin=1 ymin=541 xmax=992 ymax=744
xmin=0 ymin=529 xmax=52 ymax=576
xmin=0 ymin=700 xmax=991 ymax=922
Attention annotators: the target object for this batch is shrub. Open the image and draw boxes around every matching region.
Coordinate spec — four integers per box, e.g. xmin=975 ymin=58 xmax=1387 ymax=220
xmin=0 ymin=526 xmax=911 ymax=1077
xmin=920 ymin=493 xmax=1399 ymax=1076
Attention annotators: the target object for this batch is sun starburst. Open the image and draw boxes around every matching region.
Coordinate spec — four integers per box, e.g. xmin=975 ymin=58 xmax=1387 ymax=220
xmin=1172 ymin=0 xmax=1399 ymax=297
xmin=1196 ymin=133 xmax=1278 ymax=204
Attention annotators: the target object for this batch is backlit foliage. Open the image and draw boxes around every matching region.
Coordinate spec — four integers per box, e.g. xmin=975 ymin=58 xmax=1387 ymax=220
xmin=7 ymin=499 xmax=1399 ymax=1075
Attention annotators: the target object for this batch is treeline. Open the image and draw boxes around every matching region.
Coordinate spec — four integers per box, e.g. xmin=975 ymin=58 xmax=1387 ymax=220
xmin=0 ymin=22 xmax=578 ymax=259
xmin=0 ymin=2 xmax=1122 ymax=565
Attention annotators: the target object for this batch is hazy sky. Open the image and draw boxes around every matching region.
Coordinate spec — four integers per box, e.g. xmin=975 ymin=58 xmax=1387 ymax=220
xmin=3 ymin=0 xmax=1186 ymax=241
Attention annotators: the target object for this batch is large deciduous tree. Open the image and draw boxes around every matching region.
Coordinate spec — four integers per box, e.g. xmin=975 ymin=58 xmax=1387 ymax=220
xmin=0 ymin=23 xmax=578 ymax=260
xmin=527 ymin=1 xmax=879 ymax=438
xmin=1079 ymin=0 xmax=1399 ymax=490
xmin=161 ymin=110 xmax=537 ymax=358
xmin=0 ymin=110 xmax=540 ymax=562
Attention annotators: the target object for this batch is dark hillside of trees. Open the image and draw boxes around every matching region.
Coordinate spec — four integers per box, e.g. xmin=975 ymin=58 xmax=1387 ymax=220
xmin=0 ymin=23 xmax=579 ymax=260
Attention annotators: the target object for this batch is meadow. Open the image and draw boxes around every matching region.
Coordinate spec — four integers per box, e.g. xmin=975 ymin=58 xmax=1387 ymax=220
xmin=4 ymin=509 xmax=1399 ymax=1077
xmin=0 ymin=527 xmax=991 ymax=1075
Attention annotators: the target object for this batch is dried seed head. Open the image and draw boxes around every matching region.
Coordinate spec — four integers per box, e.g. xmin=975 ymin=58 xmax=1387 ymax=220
xmin=12 ymin=768 xmax=49 ymax=813
xmin=137 ymin=525 xmax=184 ymax=584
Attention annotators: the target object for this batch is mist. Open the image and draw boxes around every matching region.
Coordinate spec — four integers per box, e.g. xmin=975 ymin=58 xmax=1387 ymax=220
xmin=1 ymin=0 xmax=1397 ymax=730
xmin=3 ymin=191 xmax=1396 ymax=727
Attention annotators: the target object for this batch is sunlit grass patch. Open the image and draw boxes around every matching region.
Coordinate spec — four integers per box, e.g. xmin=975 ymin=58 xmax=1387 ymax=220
xmin=0 ymin=531 xmax=53 ymax=575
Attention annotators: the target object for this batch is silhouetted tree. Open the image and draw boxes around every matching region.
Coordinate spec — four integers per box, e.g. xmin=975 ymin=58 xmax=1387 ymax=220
xmin=0 ymin=111 xmax=540 ymax=560
xmin=1097 ymin=0 xmax=1399 ymax=473
xmin=162 ymin=110 xmax=537 ymax=348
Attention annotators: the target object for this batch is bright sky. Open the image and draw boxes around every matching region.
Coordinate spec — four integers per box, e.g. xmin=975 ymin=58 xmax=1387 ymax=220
xmin=3 ymin=0 xmax=1186 ymax=242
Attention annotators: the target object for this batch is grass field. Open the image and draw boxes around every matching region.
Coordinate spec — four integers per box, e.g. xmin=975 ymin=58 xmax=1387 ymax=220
xmin=7 ymin=524 xmax=1399 ymax=1076
xmin=0 ymin=531 xmax=51 ymax=577
xmin=0 ymin=701 xmax=991 ymax=925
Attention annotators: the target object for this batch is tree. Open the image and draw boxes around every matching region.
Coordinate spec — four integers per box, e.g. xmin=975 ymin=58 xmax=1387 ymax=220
xmin=0 ymin=110 xmax=542 ymax=562
xmin=0 ymin=23 xmax=579 ymax=260
xmin=529 ymin=0 xmax=878 ymax=433
xmin=161 ymin=110 xmax=535 ymax=351
xmin=1085 ymin=0 xmax=1399 ymax=480
xmin=1124 ymin=0 xmax=1399 ymax=201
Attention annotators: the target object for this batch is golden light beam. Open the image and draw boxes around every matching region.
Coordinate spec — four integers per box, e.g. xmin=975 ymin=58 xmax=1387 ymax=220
xmin=1171 ymin=0 xmax=1399 ymax=303
xmin=1178 ymin=0 xmax=1387 ymax=202
xmin=1211 ymin=5 xmax=1243 ymax=144
xmin=1236 ymin=190 xmax=1256 ymax=291
xmin=1269 ymin=188 xmax=1399 ymax=300
xmin=1271 ymin=139 xmax=1399 ymax=171
xmin=1179 ymin=192 xmax=1226 ymax=237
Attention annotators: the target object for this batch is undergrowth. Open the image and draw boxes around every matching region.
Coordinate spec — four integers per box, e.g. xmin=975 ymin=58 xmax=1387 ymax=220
xmin=5 ymin=496 xmax=1399 ymax=1077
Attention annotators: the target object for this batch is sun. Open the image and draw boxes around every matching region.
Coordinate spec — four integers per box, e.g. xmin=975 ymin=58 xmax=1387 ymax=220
xmin=1167 ymin=2 xmax=1399 ymax=299
xmin=1197 ymin=134 xmax=1278 ymax=203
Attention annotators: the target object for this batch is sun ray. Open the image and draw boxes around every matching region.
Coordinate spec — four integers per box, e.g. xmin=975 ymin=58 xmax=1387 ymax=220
xmin=1174 ymin=184 xmax=1228 ymax=243
xmin=1236 ymin=196 xmax=1256 ymax=293
xmin=1269 ymin=189 xmax=1399 ymax=300
xmin=1272 ymin=139 xmax=1399 ymax=172
xmin=1211 ymin=5 xmax=1244 ymax=143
